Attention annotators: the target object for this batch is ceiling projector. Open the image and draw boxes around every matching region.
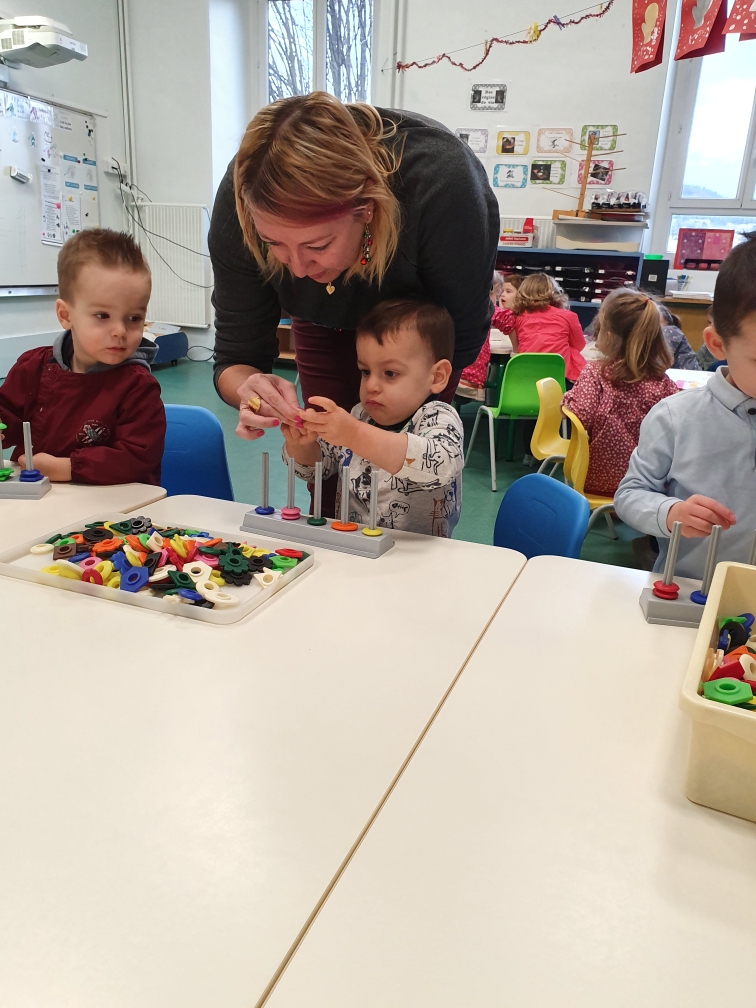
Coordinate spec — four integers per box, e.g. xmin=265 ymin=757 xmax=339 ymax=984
xmin=0 ymin=15 xmax=87 ymax=67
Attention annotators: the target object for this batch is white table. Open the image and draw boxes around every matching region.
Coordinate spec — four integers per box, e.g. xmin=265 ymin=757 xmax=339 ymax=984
xmin=265 ymin=556 xmax=756 ymax=1008
xmin=0 ymin=467 xmax=166 ymax=550
xmin=666 ymin=367 xmax=714 ymax=388
xmin=0 ymin=494 xmax=525 ymax=1007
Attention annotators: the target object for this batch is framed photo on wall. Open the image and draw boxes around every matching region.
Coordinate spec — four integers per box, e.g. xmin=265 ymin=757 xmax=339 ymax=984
xmin=530 ymin=160 xmax=567 ymax=185
xmin=580 ymin=125 xmax=619 ymax=152
xmin=454 ymin=128 xmax=489 ymax=153
xmin=576 ymin=159 xmax=615 ymax=185
xmin=496 ymin=131 xmax=530 ymax=155
xmin=492 ymin=164 xmax=528 ymax=188
xmin=470 ymin=84 xmax=507 ymax=110
xmin=536 ymin=128 xmax=573 ymax=154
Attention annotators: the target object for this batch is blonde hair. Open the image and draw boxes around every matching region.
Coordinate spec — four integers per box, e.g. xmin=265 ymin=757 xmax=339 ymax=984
xmin=513 ymin=273 xmax=569 ymax=314
xmin=234 ymin=92 xmax=402 ymax=285
xmin=596 ymin=288 xmax=672 ymax=383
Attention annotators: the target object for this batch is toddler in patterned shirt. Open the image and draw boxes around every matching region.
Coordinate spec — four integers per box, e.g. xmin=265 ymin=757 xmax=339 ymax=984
xmin=282 ymin=299 xmax=464 ymax=537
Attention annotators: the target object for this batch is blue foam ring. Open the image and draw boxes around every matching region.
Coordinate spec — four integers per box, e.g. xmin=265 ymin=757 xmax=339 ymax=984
xmin=740 ymin=613 xmax=755 ymax=632
xmin=255 ymin=506 xmax=275 ymax=515
xmin=690 ymin=590 xmax=707 ymax=606
xmin=177 ymin=588 xmax=203 ymax=602
xmin=18 ymin=468 xmax=43 ymax=482
xmin=120 ymin=566 xmax=149 ymax=592
xmin=112 ymin=551 xmax=133 ymax=574
xmin=71 ymin=552 xmax=92 ymax=564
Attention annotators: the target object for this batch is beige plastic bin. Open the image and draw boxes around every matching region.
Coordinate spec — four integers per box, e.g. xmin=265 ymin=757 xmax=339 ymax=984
xmin=680 ymin=562 xmax=756 ymax=822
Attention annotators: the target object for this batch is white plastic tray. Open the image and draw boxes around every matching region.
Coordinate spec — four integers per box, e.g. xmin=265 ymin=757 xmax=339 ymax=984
xmin=0 ymin=512 xmax=313 ymax=625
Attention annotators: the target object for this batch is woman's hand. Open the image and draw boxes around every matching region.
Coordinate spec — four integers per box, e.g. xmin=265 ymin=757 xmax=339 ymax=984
xmin=235 ymin=372 xmax=301 ymax=440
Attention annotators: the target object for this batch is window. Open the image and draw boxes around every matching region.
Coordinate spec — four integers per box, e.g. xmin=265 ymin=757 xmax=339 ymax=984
xmin=653 ymin=35 xmax=756 ymax=254
xmin=267 ymin=0 xmax=373 ymax=103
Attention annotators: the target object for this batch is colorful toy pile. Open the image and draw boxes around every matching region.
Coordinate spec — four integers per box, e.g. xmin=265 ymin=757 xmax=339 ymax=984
xmin=29 ymin=516 xmax=308 ymax=610
xmin=700 ymin=612 xmax=756 ymax=711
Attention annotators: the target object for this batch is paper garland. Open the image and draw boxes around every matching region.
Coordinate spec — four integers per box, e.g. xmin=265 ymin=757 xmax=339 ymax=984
xmin=723 ymin=0 xmax=756 ymax=36
xmin=675 ymin=0 xmax=727 ymax=59
xmin=631 ymin=0 xmax=667 ymax=72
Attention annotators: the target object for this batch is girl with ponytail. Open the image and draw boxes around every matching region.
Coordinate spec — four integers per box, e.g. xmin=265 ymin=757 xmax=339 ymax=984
xmin=561 ymin=288 xmax=678 ymax=497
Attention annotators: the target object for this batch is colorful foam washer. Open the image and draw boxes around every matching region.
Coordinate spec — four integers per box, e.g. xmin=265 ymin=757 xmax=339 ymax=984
xmin=81 ymin=569 xmax=104 ymax=585
xmin=79 ymin=556 xmax=101 ymax=571
xmin=53 ymin=541 xmax=78 ymax=561
xmin=53 ymin=559 xmax=84 ymax=579
xmin=30 ymin=542 xmax=54 ymax=555
xmin=254 ymin=569 xmax=282 ymax=588
xmin=123 ymin=546 xmax=143 ymax=567
xmin=703 ymin=678 xmax=754 ymax=705
xmin=270 ymin=555 xmax=297 ymax=571
xmin=276 ymin=549 xmax=303 ymax=559
xmin=183 ymin=561 xmax=212 ymax=584
xmin=120 ymin=567 xmax=150 ymax=592
xmin=177 ymin=588 xmax=203 ymax=602
xmin=169 ymin=570 xmax=195 ymax=589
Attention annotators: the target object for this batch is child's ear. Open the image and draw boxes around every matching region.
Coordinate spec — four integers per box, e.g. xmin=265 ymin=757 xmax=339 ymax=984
xmin=703 ymin=324 xmax=726 ymax=361
xmin=430 ymin=359 xmax=452 ymax=393
xmin=55 ymin=298 xmax=72 ymax=330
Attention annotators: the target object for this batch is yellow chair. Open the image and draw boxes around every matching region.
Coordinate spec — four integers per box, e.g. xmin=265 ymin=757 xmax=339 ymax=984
xmin=561 ymin=407 xmax=618 ymax=539
xmin=532 ymin=377 xmax=570 ymax=476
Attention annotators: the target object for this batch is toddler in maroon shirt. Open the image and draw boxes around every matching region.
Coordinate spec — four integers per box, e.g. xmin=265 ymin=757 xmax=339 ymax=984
xmin=0 ymin=229 xmax=165 ymax=485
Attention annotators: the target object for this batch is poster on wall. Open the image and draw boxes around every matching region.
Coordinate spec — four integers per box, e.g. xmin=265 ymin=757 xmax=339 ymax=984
xmin=492 ymin=164 xmax=528 ymax=188
xmin=723 ymin=0 xmax=756 ymax=35
xmin=536 ymin=128 xmax=573 ymax=154
xmin=674 ymin=228 xmax=734 ymax=270
xmin=470 ymin=84 xmax=506 ymax=110
xmin=675 ymin=0 xmax=727 ymax=60
xmin=496 ymin=131 xmax=530 ymax=155
xmin=577 ymin=159 xmax=615 ymax=185
xmin=454 ymin=128 xmax=488 ymax=153
xmin=530 ymin=160 xmax=567 ymax=185
xmin=580 ymin=125 xmax=618 ymax=152
xmin=631 ymin=0 xmax=667 ymax=72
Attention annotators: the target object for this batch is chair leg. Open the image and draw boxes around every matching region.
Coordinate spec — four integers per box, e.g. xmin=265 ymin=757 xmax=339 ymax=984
xmin=464 ymin=406 xmax=484 ymax=466
xmin=549 ymin=461 xmax=563 ymax=477
xmin=587 ymin=504 xmax=618 ymax=539
xmin=488 ymin=410 xmax=497 ymax=492
xmin=536 ymin=454 xmax=564 ymax=475
xmin=505 ymin=415 xmax=517 ymax=462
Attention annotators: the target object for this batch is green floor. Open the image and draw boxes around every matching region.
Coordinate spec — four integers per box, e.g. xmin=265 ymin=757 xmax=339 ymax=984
xmin=155 ymin=359 xmax=645 ymax=569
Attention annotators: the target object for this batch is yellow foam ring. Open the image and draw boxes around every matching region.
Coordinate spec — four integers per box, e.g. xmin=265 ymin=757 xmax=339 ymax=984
xmin=240 ymin=544 xmax=254 ymax=558
xmin=123 ymin=546 xmax=142 ymax=567
xmin=171 ymin=535 xmax=187 ymax=558
xmin=40 ymin=564 xmax=61 ymax=576
xmin=56 ymin=561 xmax=83 ymax=580
xmin=95 ymin=560 xmax=114 ymax=579
xmin=362 ymin=527 xmax=383 ymax=537
xmin=251 ymin=548 xmax=269 ymax=558
xmin=210 ymin=575 xmax=226 ymax=586
xmin=106 ymin=574 xmax=121 ymax=588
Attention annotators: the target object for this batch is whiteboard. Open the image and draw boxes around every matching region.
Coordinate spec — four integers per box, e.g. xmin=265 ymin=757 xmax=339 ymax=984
xmin=0 ymin=89 xmax=100 ymax=287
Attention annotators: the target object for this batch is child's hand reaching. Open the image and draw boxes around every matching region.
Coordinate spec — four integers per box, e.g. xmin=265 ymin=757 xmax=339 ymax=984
xmin=300 ymin=397 xmax=358 ymax=446
xmin=667 ymin=495 xmax=736 ymax=537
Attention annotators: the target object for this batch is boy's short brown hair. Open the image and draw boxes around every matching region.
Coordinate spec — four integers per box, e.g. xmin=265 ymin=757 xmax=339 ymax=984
xmin=712 ymin=231 xmax=756 ymax=343
xmin=57 ymin=228 xmax=150 ymax=302
xmin=357 ymin=299 xmax=454 ymax=363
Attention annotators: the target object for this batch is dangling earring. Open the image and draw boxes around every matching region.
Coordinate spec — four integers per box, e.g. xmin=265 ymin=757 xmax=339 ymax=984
xmin=360 ymin=224 xmax=372 ymax=266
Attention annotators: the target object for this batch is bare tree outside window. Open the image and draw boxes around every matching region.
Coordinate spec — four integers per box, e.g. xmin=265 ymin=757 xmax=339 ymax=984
xmin=326 ymin=0 xmax=373 ymax=103
xmin=268 ymin=0 xmax=313 ymax=101
xmin=267 ymin=0 xmax=372 ymax=104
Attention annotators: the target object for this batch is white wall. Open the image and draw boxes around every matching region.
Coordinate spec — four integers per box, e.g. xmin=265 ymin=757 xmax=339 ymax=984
xmin=374 ymin=0 xmax=676 ymax=230
xmin=0 ymin=0 xmax=127 ymax=365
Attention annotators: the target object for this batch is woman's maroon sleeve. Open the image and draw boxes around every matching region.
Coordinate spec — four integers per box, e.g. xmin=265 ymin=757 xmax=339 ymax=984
xmin=69 ymin=372 xmax=166 ymax=485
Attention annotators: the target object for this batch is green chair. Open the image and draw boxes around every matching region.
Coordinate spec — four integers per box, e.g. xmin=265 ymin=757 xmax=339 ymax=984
xmin=464 ymin=353 xmax=566 ymax=491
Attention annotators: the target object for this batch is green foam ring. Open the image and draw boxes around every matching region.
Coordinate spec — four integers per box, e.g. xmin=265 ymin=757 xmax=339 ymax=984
xmin=703 ymin=677 xmax=754 ymax=706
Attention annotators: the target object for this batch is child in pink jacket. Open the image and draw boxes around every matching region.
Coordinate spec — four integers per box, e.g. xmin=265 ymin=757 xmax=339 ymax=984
xmin=511 ymin=273 xmax=586 ymax=384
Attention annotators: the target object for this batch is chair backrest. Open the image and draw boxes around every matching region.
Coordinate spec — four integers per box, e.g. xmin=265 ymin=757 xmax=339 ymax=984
xmin=493 ymin=473 xmax=590 ymax=559
xmin=561 ymin=407 xmax=590 ymax=496
xmin=531 ymin=377 xmax=570 ymax=461
xmin=162 ymin=404 xmax=234 ymax=500
xmin=497 ymin=353 xmax=566 ymax=417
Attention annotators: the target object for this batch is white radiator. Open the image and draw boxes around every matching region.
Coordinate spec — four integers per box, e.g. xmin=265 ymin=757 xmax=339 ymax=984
xmin=133 ymin=203 xmax=211 ymax=328
xmin=499 ymin=216 xmax=556 ymax=249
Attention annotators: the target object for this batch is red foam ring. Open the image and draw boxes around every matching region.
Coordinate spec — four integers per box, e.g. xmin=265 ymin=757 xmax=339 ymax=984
xmin=652 ymin=580 xmax=680 ymax=600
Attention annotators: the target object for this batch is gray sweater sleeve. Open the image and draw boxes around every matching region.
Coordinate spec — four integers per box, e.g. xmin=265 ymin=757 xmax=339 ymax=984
xmin=613 ymin=402 xmax=682 ymax=537
xmin=208 ymin=165 xmax=282 ymax=387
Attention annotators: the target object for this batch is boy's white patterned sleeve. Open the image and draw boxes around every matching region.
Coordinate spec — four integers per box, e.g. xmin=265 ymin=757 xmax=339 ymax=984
xmin=398 ymin=404 xmax=464 ymax=486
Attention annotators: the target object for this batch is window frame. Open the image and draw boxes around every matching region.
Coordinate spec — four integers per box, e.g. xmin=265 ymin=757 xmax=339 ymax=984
xmin=652 ymin=46 xmax=756 ymax=252
xmin=263 ymin=0 xmax=378 ymax=104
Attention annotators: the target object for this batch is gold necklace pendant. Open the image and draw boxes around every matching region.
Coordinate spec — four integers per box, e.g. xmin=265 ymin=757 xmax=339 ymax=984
xmin=326 ymin=282 xmax=335 ymax=295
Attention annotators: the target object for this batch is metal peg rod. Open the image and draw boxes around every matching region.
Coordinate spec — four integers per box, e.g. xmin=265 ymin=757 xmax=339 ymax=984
xmin=368 ymin=468 xmax=379 ymax=531
xmin=22 ymin=421 xmax=33 ymax=470
xmin=749 ymin=531 xmax=756 ymax=568
xmin=313 ymin=461 xmax=323 ymax=520
xmin=340 ymin=464 xmax=350 ymax=525
xmin=661 ymin=521 xmax=682 ymax=586
xmin=287 ymin=455 xmax=296 ymax=510
xmin=260 ymin=452 xmax=269 ymax=509
xmin=700 ymin=524 xmax=722 ymax=597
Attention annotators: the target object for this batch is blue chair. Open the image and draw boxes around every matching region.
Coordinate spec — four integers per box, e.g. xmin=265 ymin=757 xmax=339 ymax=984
xmin=493 ymin=473 xmax=589 ymax=559
xmin=162 ymin=404 xmax=234 ymax=500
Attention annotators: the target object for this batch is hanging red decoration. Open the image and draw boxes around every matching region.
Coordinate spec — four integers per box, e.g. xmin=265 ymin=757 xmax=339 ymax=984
xmin=675 ymin=0 xmax=727 ymax=60
xmin=723 ymin=0 xmax=756 ymax=36
xmin=631 ymin=0 xmax=667 ymax=72
xmin=396 ymin=0 xmax=617 ymax=73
